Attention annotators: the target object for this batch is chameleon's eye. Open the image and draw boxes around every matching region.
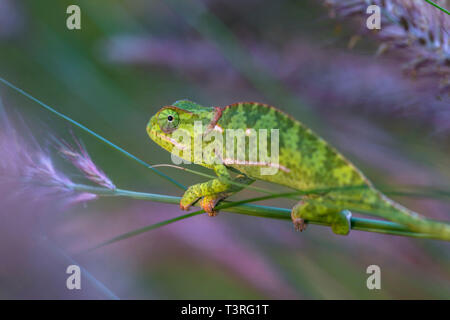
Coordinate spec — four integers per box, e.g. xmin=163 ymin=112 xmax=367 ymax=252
xmin=157 ymin=108 xmax=180 ymax=133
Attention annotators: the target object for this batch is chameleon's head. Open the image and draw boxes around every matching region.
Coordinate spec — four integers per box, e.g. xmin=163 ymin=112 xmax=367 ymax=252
xmin=147 ymin=100 xmax=216 ymax=159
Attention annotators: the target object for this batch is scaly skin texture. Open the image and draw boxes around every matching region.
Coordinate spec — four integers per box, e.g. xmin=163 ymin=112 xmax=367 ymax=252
xmin=147 ymin=100 xmax=450 ymax=239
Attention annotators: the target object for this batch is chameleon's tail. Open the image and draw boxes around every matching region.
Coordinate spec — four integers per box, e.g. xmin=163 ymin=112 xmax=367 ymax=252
xmin=375 ymin=192 xmax=450 ymax=241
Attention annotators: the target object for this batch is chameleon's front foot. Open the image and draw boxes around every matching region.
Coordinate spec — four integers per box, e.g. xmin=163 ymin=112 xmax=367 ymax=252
xmin=179 ymin=186 xmax=200 ymax=211
xmin=179 ymin=202 xmax=192 ymax=211
xmin=179 ymin=186 xmax=228 ymax=216
xmin=179 ymin=168 xmax=254 ymax=216
xmin=200 ymin=195 xmax=228 ymax=216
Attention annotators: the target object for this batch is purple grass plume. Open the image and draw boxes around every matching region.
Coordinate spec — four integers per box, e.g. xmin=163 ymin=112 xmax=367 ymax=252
xmin=324 ymin=0 xmax=450 ymax=90
xmin=0 ymin=111 xmax=115 ymax=207
xmin=58 ymin=137 xmax=116 ymax=190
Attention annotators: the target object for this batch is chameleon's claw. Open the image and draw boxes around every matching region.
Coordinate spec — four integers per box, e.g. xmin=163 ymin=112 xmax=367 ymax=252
xmin=202 ymin=203 xmax=217 ymax=217
xmin=292 ymin=218 xmax=307 ymax=232
xmin=180 ymin=196 xmax=222 ymax=216
xmin=291 ymin=201 xmax=307 ymax=232
xmin=180 ymin=200 xmax=194 ymax=211
xmin=200 ymin=195 xmax=223 ymax=217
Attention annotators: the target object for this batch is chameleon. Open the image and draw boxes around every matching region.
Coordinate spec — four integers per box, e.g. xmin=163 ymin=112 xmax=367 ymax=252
xmin=147 ymin=100 xmax=450 ymax=240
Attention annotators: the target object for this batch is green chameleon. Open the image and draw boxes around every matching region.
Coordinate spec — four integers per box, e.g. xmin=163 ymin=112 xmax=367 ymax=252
xmin=147 ymin=100 xmax=450 ymax=240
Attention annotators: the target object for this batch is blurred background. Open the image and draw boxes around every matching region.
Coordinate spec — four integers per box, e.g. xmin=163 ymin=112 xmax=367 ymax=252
xmin=0 ymin=0 xmax=449 ymax=299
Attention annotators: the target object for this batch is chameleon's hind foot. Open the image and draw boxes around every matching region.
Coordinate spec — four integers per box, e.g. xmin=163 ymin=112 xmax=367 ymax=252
xmin=331 ymin=210 xmax=352 ymax=235
xmin=291 ymin=200 xmax=352 ymax=236
xmin=291 ymin=201 xmax=307 ymax=231
xmin=292 ymin=218 xmax=307 ymax=232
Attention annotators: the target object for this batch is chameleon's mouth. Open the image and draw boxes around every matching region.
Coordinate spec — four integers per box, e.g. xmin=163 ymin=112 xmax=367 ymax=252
xmin=150 ymin=128 xmax=188 ymax=151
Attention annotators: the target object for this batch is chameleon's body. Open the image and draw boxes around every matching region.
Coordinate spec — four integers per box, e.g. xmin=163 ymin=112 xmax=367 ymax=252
xmin=147 ymin=100 xmax=450 ymax=239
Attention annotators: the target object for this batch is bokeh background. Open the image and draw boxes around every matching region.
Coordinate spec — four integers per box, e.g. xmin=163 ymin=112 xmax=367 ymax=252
xmin=0 ymin=0 xmax=449 ymax=299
